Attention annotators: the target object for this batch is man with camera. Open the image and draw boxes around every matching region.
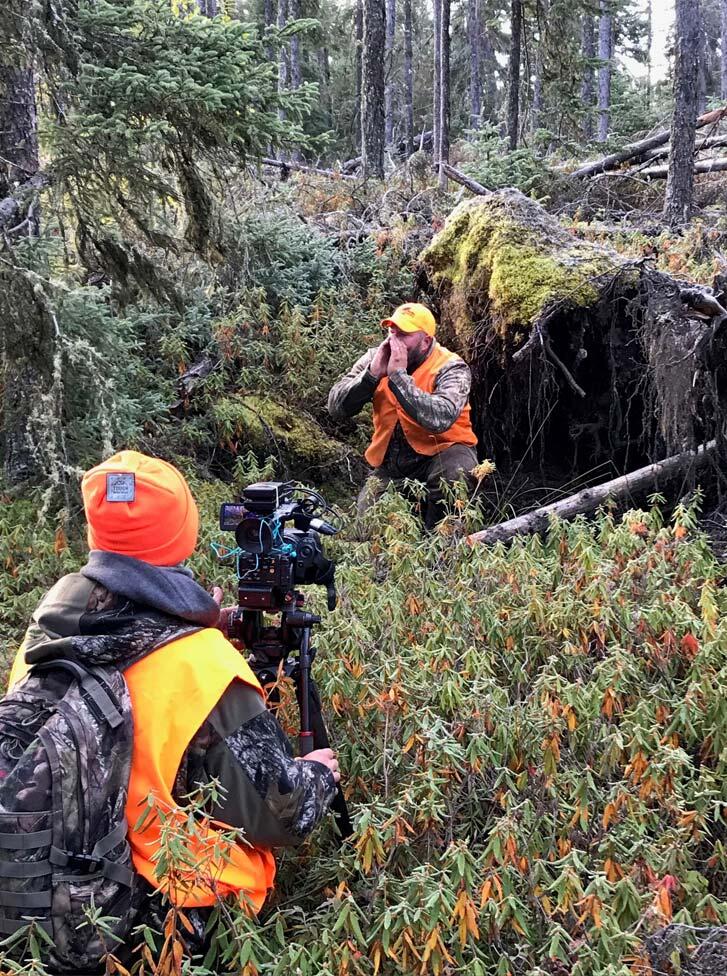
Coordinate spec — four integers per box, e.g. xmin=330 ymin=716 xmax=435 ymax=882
xmin=3 ymin=451 xmax=339 ymax=966
xmin=328 ymin=302 xmax=478 ymax=527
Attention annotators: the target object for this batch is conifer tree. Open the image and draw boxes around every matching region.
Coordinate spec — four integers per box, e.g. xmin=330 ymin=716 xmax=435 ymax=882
xmin=362 ymin=0 xmax=385 ymax=176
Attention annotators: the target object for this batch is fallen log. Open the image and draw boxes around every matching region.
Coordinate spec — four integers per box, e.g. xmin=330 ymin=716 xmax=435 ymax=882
xmin=641 ymin=133 xmax=727 ymax=163
xmin=340 ymin=130 xmax=434 ymax=173
xmin=261 ymin=157 xmax=356 ymax=180
xmin=438 ymin=162 xmax=491 ymax=196
xmin=635 ymin=156 xmax=727 ymax=180
xmin=467 ymin=441 xmax=716 ymax=546
xmin=570 ymin=105 xmax=727 ymax=179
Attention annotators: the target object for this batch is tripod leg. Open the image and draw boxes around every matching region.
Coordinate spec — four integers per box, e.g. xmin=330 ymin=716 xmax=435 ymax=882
xmin=305 ymin=679 xmax=353 ymax=840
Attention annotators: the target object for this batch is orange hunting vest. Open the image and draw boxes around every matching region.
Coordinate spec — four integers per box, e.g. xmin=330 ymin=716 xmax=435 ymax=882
xmin=123 ymin=629 xmax=276 ymax=908
xmin=8 ymin=629 xmax=276 ymax=910
xmin=365 ymin=342 xmax=478 ymax=468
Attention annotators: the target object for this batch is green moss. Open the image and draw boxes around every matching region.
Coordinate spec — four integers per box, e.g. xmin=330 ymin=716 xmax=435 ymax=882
xmin=211 ymin=394 xmax=342 ymax=466
xmin=421 ymin=190 xmax=618 ymax=345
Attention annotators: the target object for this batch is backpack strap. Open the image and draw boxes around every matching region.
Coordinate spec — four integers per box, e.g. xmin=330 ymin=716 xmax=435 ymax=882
xmin=29 ymin=659 xmax=124 ymax=728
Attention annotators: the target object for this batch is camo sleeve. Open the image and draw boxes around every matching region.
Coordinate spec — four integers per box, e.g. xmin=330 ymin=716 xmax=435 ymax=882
xmin=327 ymin=348 xmax=379 ymax=419
xmin=178 ymin=680 xmax=337 ymax=848
xmin=387 ymin=358 xmax=472 ymax=433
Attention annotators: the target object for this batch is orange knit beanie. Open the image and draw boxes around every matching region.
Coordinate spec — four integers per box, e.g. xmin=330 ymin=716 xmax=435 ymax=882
xmin=81 ymin=451 xmax=199 ymax=566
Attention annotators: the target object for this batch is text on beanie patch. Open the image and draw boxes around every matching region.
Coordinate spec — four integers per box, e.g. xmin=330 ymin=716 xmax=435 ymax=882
xmin=106 ymin=472 xmax=136 ymax=503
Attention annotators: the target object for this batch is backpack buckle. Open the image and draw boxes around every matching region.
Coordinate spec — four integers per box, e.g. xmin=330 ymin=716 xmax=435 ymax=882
xmin=50 ymin=847 xmax=103 ymax=874
xmin=66 ymin=853 xmax=103 ymax=873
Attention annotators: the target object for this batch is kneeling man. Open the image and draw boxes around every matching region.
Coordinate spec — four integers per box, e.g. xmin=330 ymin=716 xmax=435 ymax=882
xmin=328 ymin=303 xmax=478 ymax=527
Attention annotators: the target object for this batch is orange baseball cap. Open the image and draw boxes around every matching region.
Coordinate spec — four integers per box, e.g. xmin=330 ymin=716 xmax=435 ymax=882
xmin=381 ymin=303 xmax=437 ymax=337
xmin=81 ymin=450 xmax=199 ymax=566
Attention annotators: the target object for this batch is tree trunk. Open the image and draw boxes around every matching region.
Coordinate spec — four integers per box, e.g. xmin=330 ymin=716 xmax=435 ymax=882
xmin=507 ymin=0 xmax=522 ymax=150
xmin=645 ymin=0 xmax=652 ymax=111
xmin=264 ymin=0 xmax=274 ymax=58
xmin=199 ymin=0 xmax=217 ymax=15
xmin=532 ymin=0 xmax=548 ymax=134
xmin=468 ymin=0 xmax=481 ymax=129
xmin=697 ymin=8 xmax=707 ymax=117
xmin=403 ymin=0 xmax=413 ymax=155
xmin=433 ymin=0 xmax=441 ymax=163
xmin=597 ymin=0 xmax=612 ymax=143
xmin=361 ymin=0 xmax=385 ymax=177
xmin=318 ymin=48 xmax=332 ymax=128
xmin=384 ymin=0 xmax=396 ymax=146
xmin=289 ymin=0 xmax=301 ymax=91
xmin=438 ymin=0 xmax=450 ymax=187
xmin=0 ymin=65 xmax=43 ymax=484
xmin=355 ymin=0 xmax=363 ymax=148
xmin=722 ymin=0 xmax=727 ymax=100
xmin=664 ymin=0 xmax=701 ymax=226
xmin=0 ymin=67 xmax=39 ymax=200
xmin=580 ymin=13 xmax=596 ymax=139
xmin=277 ymin=0 xmax=289 ymax=124
xmin=481 ymin=24 xmax=498 ymax=123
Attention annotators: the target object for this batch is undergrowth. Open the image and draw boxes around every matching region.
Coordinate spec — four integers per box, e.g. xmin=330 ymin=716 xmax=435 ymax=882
xmin=2 ymin=483 xmax=727 ymax=974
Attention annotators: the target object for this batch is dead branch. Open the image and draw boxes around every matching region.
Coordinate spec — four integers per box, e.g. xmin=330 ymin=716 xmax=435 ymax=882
xmin=569 ymin=105 xmax=727 ymax=179
xmin=438 ymin=163 xmax=491 ymax=196
xmin=468 ymin=441 xmax=716 ymax=546
xmin=0 ymin=172 xmax=50 ymax=233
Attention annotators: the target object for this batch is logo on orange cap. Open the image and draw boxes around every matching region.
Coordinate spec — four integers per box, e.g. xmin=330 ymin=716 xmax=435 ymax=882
xmin=380 ymin=303 xmax=437 ymax=337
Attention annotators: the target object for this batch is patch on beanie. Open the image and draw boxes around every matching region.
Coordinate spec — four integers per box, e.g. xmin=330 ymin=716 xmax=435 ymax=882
xmin=106 ymin=472 xmax=135 ymax=503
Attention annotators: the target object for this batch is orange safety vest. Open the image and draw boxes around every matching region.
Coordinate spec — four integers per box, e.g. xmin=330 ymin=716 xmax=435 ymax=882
xmin=365 ymin=342 xmax=478 ymax=468
xmin=8 ymin=628 xmax=276 ymax=911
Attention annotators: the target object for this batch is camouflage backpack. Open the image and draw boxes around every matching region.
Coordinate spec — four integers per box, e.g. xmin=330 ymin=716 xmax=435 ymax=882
xmin=0 ymin=658 xmax=141 ymax=972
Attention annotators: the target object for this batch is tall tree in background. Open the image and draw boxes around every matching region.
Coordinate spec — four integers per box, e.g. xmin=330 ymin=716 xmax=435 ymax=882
xmin=433 ymin=0 xmax=441 ymax=164
xmin=722 ymin=0 xmax=727 ymax=99
xmin=507 ymin=0 xmax=522 ymax=149
xmin=468 ymin=0 xmax=481 ymax=129
xmin=199 ymin=0 xmax=217 ymax=15
xmin=384 ymin=0 xmax=396 ymax=145
xmin=404 ymin=0 xmax=414 ymax=154
xmin=597 ymin=0 xmax=612 ymax=143
xmin=438 ymin=0 xmax=451 ymax=186
xmin=664 ymin=0 xmax=700 ymax=226
xmin=361 ymin=0 xmax=385 ymax=176
xmin=581 ymin=10 xmax=596 ymax=139
xmin=480 ymin=15 xmax=498 ymax=123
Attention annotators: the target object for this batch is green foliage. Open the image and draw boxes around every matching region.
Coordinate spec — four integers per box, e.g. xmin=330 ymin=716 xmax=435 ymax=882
xmin=4 ymin=488 xmax=727 ymax=975
xmin=460 ymin=126 xmax=556 ymax=198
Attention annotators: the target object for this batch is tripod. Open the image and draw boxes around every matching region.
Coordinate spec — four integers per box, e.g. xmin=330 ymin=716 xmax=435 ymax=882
xmin=230 ymin=599 xmax=353 ymax=840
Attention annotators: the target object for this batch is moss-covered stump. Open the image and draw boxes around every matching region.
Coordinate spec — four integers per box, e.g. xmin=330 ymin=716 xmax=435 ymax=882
xmin=420 ymin=190 xmax=727 ymax=490
xmin=421 ymin=189 xmax=621 ymax=354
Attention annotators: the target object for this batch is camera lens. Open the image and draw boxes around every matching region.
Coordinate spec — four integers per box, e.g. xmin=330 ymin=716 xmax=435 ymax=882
xmin=235 ymin=517 xmax=274 ymax=555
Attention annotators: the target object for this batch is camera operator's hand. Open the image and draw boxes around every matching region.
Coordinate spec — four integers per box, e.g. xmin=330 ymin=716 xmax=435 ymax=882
xmin=212 ymin=587 xmax=238 ymax=643
xmin=368 ymin=339 xmax=390 ymax=380
xmin=297 ymin=748 xmax=341 ymax=784
xmin=387 ymin=333 xmax=408 ymax=375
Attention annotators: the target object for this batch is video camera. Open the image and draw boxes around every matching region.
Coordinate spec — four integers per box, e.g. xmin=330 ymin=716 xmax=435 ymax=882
xmin=219 ymin=481 xmax=338 ymax=615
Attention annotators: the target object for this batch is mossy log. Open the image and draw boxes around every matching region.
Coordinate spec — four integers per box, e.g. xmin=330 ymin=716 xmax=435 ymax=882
xmin=419 ymin=189 xmax=727 ymax=490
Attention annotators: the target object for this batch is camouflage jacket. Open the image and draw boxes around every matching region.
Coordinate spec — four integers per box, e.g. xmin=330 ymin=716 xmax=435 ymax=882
xmin=18 ymin=561 xmax=337 ymax=849
xmin=327 ymin=343 xmax=473 ymax=474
